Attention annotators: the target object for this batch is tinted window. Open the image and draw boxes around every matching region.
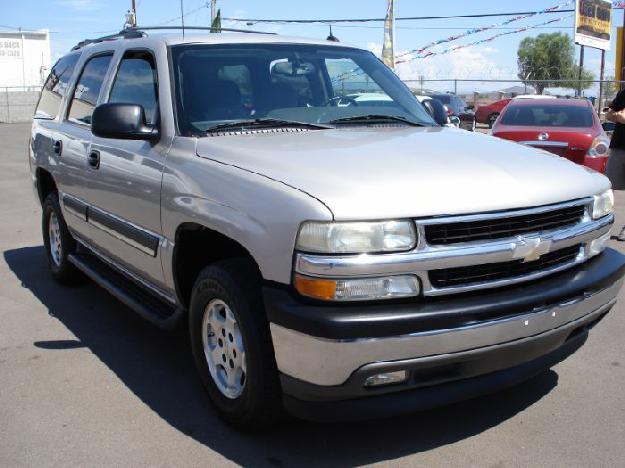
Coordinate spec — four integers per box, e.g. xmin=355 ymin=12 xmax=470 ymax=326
xmin=109 ymin=51 xmax=158 ymax=125
xmin=67 ymin=54 xmax=113 ymax=126
xmin=171 ymin=44 xmax=434 ymax=134
xmin=501 ymin=105 xmax=594 ymax=128
xmin=35 ymin=53 xmax=80 ymax=119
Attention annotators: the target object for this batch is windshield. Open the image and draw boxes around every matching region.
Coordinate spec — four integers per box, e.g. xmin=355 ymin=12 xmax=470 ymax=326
xmin=501 ymin=104 xmax=594 ymax=128
xmin=170 ymin=43 xmax=435 ymax=134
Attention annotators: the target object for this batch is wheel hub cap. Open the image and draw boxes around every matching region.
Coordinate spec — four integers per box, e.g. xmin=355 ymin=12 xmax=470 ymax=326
xmin=48 ymin=212 xmax=62 ymax=267
xmin=202 ymin=299 xmax=246 ymax=399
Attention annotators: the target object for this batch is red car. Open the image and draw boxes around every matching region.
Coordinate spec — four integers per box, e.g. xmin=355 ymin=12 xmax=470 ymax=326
xmin=475 ymin=98 xmax=511 ymax=128
xmin=492 ymin=98 xmax=610 ymax=173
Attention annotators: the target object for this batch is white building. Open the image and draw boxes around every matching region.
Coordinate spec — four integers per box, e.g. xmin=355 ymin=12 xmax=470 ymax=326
xmin=0 ymin=30 xmax=51 ymax=88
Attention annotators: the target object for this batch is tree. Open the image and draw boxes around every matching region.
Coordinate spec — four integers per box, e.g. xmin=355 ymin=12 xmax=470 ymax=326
xmin=517 ymin=33 xmax=594 ymax=94
xmin=558 ymin=65 xmax=595 ymax=95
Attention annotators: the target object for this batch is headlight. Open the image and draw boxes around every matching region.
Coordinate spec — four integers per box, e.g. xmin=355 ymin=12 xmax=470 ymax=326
xmin=296 ymin=220 xmax=417 ymax=254
xmin=592 ymin=189 xmax=614 ymax=220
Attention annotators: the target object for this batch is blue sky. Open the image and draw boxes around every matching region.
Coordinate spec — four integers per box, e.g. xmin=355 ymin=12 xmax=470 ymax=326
xmin=3 ymin=0 xmax=624 ymax=94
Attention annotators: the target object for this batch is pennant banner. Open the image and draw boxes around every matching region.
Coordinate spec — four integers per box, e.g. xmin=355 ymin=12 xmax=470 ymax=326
xmin=396 ymin=14 xmax=574 ymax=64
xmin=395 ymin=0 xmax=575 ymax=60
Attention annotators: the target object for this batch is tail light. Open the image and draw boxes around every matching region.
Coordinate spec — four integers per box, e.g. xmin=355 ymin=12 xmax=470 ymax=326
xmin=587 ymin=135 xmax=610 ymax=158
xmin=584 ymin=135 xmax=610 ymax=173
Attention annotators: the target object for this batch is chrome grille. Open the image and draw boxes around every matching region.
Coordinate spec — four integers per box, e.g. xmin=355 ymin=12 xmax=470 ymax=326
xmin=424 ymin=204 xmax=585 ymax=245
xmin=429 ymin=245 xmax=582 ymax=289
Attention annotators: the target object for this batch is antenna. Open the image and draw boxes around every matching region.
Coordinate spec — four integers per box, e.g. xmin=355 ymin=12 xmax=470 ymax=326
xmin=180 ymin=0 xmax=185 ymax=38
xmin=327 ymin=25 xmax=339 ymax=42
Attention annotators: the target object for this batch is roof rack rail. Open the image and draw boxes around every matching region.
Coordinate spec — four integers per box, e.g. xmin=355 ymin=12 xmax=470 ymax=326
xmin=71 ymin=29 xmax=145 ymax=51
xmin=70 ymin=25 xmax=275 ymax=51
xmin=126 ymin=25 xmax=276 ymax=35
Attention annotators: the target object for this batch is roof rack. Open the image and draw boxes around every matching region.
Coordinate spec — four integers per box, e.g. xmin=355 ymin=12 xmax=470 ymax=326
xmin=70 ymin=25 xmax=276 ymax=51
xmin=71 ymin=29 xmax=145 ymax=51
xmin=126 ymin=26 xmax=276 ymax=35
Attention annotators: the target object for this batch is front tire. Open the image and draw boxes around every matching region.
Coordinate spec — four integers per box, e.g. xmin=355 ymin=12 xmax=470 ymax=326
xmin=42 ymin=192 xmax=80 ymax=284
xmin=189 ymin=258 xmax=282 ymax=429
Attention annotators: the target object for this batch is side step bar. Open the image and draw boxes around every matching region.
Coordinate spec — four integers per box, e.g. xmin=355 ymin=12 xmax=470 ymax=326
xmin=68 ymin=252 xmax=185 ymax=330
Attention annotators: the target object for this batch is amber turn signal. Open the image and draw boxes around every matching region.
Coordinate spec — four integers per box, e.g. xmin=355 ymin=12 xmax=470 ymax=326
xmin=294 ymin=275 xmax=337 ymax=301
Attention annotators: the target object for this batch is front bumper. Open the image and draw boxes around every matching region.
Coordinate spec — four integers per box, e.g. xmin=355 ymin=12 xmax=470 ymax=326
xmin=265 ymin=248 xmax=625 ymax=421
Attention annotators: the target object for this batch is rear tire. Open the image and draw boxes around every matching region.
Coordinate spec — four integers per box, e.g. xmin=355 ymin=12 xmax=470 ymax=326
xmin=189 ymin=258 xmax=282 ymax=429
xmin=42 ymin=192 xmax=81 ymax=284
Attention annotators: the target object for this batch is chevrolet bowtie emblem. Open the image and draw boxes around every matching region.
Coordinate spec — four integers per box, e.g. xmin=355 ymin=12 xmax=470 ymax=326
xmin=512 ymin=236 xmax=552 ymax=263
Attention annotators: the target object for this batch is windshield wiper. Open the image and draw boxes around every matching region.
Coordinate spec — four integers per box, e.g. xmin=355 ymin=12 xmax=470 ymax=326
xmin=329 ymin=114 xmax=428 ymax=126
xmin=206 ymin=118 xmax=332 ymax=133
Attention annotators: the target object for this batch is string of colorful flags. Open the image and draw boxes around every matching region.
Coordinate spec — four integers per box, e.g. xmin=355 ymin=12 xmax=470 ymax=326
xmin=394 ymin=0 xmax=575 ymax=61
xmin=395 ymin=14 xmax=574 ymax=64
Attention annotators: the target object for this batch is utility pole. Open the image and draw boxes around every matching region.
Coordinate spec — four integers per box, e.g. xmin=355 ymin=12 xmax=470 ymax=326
xmin=382 ymin=0 xmax=395 ymax=69
xmin=211 ymin=0 xmax=218 ymax=23
xmin=131 ymin=0 xmax=137 ymax=26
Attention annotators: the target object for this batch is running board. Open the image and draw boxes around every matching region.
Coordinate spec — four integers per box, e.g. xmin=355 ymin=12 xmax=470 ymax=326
xmin=68 ymin=252 xmax=184 ymax=330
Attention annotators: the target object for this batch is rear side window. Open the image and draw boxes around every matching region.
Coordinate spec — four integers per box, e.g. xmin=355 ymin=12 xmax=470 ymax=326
xmin=35 ymin=53 xmax=80 ymax=119
xmin=501 ymin=105 xmax=594 ymax=128
xmin=67 ymin=54 xmax=113 ymax=126
xmin=108 ymin=51 xmax=159 ymax=125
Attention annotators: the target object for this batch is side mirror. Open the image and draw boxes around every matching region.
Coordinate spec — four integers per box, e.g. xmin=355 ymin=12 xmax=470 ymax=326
xmin=92 ymin=103 xmax=159 ymax=141
xmin=422 ymin=99 xmax=449 ymax=126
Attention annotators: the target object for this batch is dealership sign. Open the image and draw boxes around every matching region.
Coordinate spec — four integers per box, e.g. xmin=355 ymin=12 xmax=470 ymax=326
xmin=0 ymin=39 xmax=21 ymax=59
xmin=575 ymin=0 xmax=613 ymax=50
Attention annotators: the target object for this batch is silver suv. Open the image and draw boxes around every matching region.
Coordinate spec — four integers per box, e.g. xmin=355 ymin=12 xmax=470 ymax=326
xmin=29 ymin=28 xmax=625 ymax=428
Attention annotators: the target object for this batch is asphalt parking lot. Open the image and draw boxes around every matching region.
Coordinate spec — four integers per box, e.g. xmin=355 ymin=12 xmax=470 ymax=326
xmin=1 ymin=122 xmax=625 ymax=467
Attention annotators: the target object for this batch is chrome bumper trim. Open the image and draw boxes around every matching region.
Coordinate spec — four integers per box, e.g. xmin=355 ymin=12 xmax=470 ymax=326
xmin=520 ymin=141 xmax=569 ymax=148
xmin=270 ymin=278 xmax=622 ymax=386
xmin=295 ymin=205 xmax=613 ymax=296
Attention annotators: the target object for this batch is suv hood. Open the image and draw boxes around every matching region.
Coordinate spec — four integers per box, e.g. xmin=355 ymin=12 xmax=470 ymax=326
xmin=196 ymin=126 xmax=609 ymax=220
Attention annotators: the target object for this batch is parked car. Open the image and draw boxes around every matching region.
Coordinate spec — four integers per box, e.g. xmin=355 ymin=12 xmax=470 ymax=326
xmin=30 ymin=29 xmax=623 ymax=428
xmin=492 ymin=98 xmax=610 ymax=173
xmin=415 ymin=94 xmax=460 ymax=127
xmin=602 ymin=120 xmax=615 ymax=138
xmin=475 ymin=98 xmax=511 ymax=128
xmin=513 ymin=94 xmax=557 ymax=100
xmin=427 ymin=93 xmax=476 ymax=131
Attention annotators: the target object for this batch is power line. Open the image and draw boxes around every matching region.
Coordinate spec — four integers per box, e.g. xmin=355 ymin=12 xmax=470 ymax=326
xmin=158 ymin=1 xmax=209 ymax=26
xmin=223 ymin=9 xmax=576 ymax=24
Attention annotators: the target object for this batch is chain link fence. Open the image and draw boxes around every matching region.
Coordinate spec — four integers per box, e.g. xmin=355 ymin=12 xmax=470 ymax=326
xmin=401 ymin=78 xmax=625 ymax=115
xmin=0 ymin=86 xmax=42 ymax=123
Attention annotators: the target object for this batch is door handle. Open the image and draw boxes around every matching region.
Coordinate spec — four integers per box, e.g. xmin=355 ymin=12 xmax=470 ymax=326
xmin=88 ymin=150 xmax=100 ymax=169
xmin=53 ymin=140 xmax=62 ymax=155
